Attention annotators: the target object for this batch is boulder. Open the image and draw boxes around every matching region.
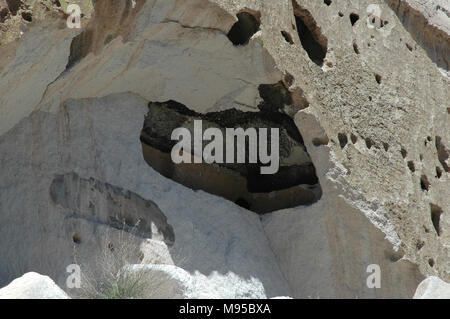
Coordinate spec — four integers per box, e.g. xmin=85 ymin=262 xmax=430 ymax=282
xmin=0 ymin=272 xmax=69 ymax=299
xmin=413 ymin=276 xmax=450 ymax=299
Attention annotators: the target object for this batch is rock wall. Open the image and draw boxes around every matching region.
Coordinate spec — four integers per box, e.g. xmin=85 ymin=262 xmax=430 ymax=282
xmin=0 ymin=0 xmax=448 ymax=298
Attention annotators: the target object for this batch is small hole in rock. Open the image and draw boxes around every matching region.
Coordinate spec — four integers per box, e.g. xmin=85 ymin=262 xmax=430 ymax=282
xmin=350 ymin=13 xmax=359 ymax=26
xmin=324 ymin=0 xmax=332 ymax=5
xmin=435 ymin=136 xmax=450 ymax=172
xmin=382 ymin=142 xmax=389 ymax=151
xmin=108 ymin=241 xmax=114 ymax=252
xmin=350 ymin=134 xmax=358 ymax=144
xmin=405 ymin=43 xmax=413 ymax=52
xmin=420 ymin=175 xmax=430 ymax=191
xmin=400 ymin=148 xmax=407 ymax=159
xmin=312 ymin=136 xmax=329 ymax=146
xmin=281 ymin=31 xmax=294 ymax=44
xmin=353 ymin=41 xmax=360 ymax=54
xmin=428 ymin=258 xmax=435 ymax=267
xmin=227 ymin=12 xmax=260 ymax=46
xmin=21 ymin=11 xmax=32 ymax=22
xmin=407 ymin=161 xmax=415 ymax=172
xmin=375 ymin=74 xmax=382 ymax=84
xmin=72 ymin=233 xmax=81 ymax=244
xmin=436 ymin=167 xmax=442 ymax=179
xmin=365 ymin=138 xmax=374 ymax=149
xmin=416 ymin=241 xmax=425 ymax=250
xmin=338 ymin=133 xmax=348 ymax=149
xmin=430 ymin=204 xmax=442 ymax=236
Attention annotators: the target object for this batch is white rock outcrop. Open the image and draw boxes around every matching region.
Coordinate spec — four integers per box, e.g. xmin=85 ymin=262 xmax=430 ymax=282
xmin=126 ymin=264 xmax=268 ymax=299
xmin=413 ymin=276 xmax=450 ymax=299
xmin=0 ymin=272 xmax=69 ymax=299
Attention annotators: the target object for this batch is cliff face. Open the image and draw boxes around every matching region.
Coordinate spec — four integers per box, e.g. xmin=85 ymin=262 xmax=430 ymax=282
xmin=0 ymin=0 xmax=448 ymax=298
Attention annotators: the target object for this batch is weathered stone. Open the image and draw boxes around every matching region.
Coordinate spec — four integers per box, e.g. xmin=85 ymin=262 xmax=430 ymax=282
xmin=0 ymin=0 xmax=448 ymax=299
xmin=413 ymin=276 xmax=450 ymax=299
xmin=0 ymin=272 xmax=69 ymax=299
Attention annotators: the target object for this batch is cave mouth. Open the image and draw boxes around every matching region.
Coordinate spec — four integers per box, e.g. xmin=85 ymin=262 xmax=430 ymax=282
xmin=140 ymin=83 xmax=322 ymax=214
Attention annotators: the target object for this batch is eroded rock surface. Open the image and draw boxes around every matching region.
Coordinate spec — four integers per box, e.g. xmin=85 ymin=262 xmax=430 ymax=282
xmin=0 ymin=0 xmax=449 ymax=298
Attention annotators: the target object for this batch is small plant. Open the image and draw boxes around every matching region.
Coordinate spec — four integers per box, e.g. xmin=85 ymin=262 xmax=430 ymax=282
xmin=73 ymin=220 xmax=152 ymax=299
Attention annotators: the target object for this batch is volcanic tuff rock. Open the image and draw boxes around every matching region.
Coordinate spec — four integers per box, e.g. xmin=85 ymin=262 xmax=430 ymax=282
xmin=0 ymin=0 xmax=449 ymax=298
xmin=0 ymin=272 xmax=69 ymax=299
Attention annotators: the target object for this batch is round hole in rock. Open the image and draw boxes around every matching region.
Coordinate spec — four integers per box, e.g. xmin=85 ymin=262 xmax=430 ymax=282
xmin=375 ymin=74 xmax=382 ymax=84
xmin=324 ymin=0 xmax=332 ymax=6
xmin=72 ymin=233 xmax=81 ymax=244
xmin=428 ymin=258 xmax=435 ymax=267
xmin=338 ymin=12 xmax=344 ymax=17
xmin=140 ymin=84 xmax=322 ymax=214
xmin=21 ymin=11 xmax=31 ymax=22
xmin=107 ymin=241 xmax=114 ymax=252
xmin=227 ymin=12 xmax=260 ymax=46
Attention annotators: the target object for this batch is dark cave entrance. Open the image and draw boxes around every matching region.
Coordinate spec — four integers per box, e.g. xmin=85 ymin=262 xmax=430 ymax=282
xmin=140 ymin=83 xmax=322 ymax=214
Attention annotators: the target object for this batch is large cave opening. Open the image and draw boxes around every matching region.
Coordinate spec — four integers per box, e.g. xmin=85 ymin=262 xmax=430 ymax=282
xmin=140 ymin=83 xmax=321 ymax=214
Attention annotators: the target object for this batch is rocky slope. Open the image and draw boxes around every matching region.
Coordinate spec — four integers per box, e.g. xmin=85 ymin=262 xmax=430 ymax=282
xmin=0 ymin=0 xmax=448 ymax=298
